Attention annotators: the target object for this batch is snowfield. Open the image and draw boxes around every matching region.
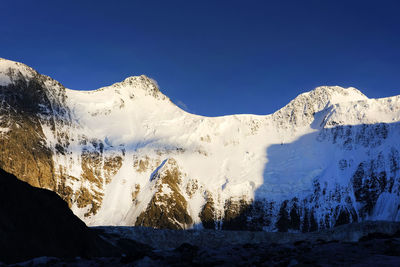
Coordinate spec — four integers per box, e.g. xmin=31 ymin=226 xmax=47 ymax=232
xmin=1 ymin=57 xmax=400 ymax=230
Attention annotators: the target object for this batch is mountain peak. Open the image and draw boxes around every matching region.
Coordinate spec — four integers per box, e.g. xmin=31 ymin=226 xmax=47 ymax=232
xmin=121 ymin=74 xmax=156 ymax=84
xmin=286 ymin=85 xmax=368 ymax=111
xmin=309 ymin=86 xmax=368 ymax=103
xmin=0 ymin=58 xmax=37 ymax=86
xmin=87 ymin=74 xmax=168 ymax=102
xmin=272 ymin=86 xmax=368 ymax=128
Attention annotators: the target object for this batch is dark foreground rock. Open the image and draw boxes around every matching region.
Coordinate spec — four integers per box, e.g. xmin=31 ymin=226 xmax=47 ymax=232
xmin=0 ymin=168 xmax=117 ymax=264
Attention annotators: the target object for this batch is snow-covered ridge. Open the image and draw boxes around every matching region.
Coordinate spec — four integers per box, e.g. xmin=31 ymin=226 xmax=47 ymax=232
xmin=0 ymin=58 xmax=37 ymax=85
xmin=1 ymin=57 xmax=400 ymax=231
xmin=68 ymin=75 xmax=167 ymax=101
xmin=0 ymin=57 xmax=376 ymax=122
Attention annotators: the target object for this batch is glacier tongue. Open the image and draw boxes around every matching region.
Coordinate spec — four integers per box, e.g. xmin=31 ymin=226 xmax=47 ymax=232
xmin=1 ymin=57 xmax=400 ymax=232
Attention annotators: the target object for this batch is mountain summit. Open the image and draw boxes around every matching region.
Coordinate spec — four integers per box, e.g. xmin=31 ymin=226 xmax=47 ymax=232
xmin=0 ymin=58 xmax=399 ymax=231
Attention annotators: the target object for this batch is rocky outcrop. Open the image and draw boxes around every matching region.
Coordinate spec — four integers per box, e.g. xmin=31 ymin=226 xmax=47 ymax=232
xmin=0 ymin=113 xmax=55 ymax=189
xmin=199 ymin=191 xmax=218 ymax=229
xmin=135 ymin=159 xmax=193 ymax=229
xmin=0 ymin=73 xmax=63 ymax=190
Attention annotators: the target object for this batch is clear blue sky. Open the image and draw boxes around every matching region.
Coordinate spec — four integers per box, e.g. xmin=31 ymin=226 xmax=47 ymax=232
xmin=1 ymin=0 xmax=399 ymax=116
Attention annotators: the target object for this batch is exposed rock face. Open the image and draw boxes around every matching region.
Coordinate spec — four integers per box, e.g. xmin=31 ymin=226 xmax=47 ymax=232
xmin=135 ymin=159 xmax=193 ymax=229
xmin=0 ymin=72 xmax=62 ymax=190
xmin=0 ymin=167 xmax=114 ymax=264
xmin=1 ymin=58 xmax=400 ymax=232
xmin=199 ymin=191 xmax=218 ymax=229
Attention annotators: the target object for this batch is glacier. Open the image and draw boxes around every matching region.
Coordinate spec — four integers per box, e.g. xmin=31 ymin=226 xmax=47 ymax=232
xmin=0 ymin=57 xmax=399 ymax=231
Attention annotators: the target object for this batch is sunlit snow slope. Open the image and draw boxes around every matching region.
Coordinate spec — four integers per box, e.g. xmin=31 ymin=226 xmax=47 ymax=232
xmin=1 ymin=58 xmax=400 ymax=231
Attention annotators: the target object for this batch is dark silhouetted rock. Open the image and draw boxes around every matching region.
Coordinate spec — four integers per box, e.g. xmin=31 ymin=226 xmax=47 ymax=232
xmin=0 ymin=168 xmax=116 ymax=264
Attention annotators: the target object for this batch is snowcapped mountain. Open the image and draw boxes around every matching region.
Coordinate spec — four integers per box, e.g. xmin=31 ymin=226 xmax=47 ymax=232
xmin=1 ymin=57 xmax=400 ymax=232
